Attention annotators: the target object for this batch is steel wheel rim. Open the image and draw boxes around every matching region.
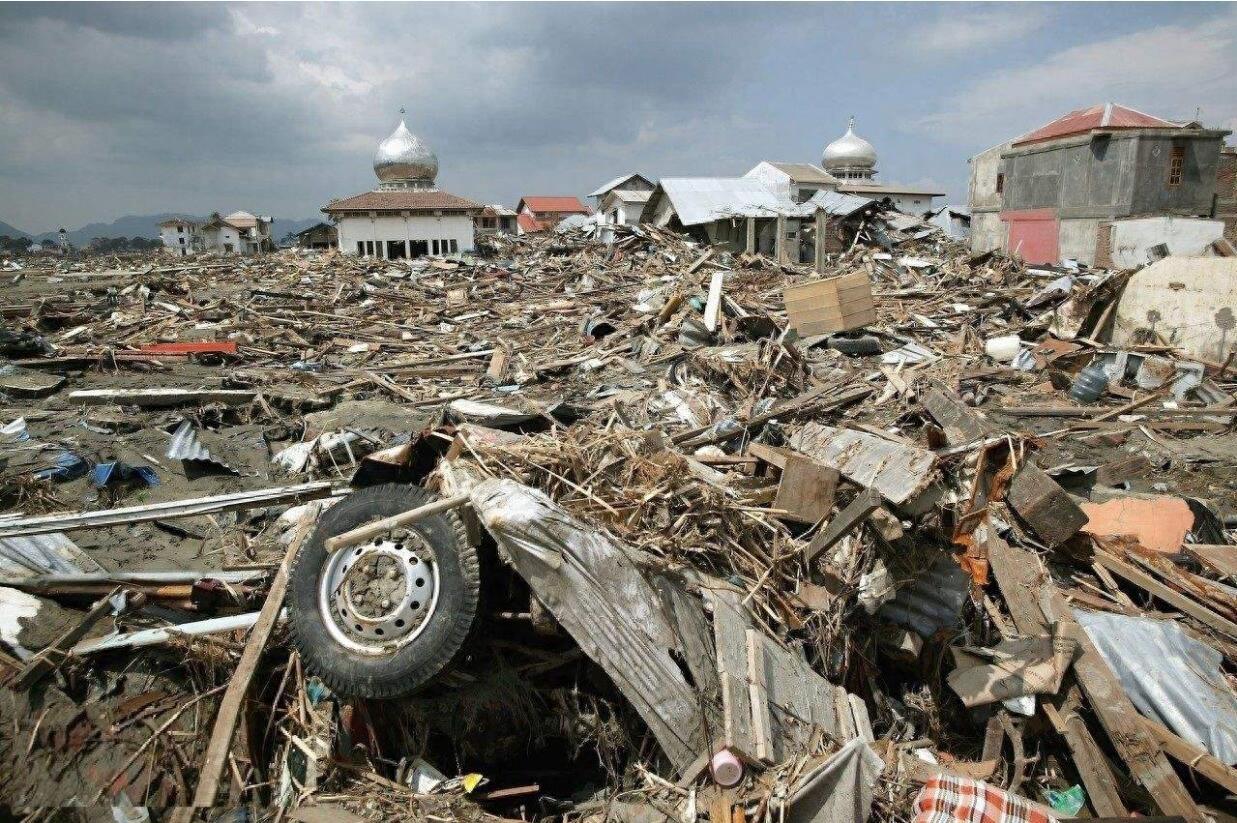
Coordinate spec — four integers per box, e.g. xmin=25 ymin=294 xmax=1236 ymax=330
xmin=317 ymin=529 xmax=440 ymax=656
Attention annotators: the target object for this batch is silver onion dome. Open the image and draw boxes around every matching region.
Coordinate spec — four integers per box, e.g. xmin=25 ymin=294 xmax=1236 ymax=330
xmin=822 ymin=116 xmax=878 ymax=174
xmin=373 ymin=119 xmax=438 ymax=189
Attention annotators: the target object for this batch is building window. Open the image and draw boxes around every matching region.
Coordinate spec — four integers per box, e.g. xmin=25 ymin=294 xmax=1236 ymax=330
xmin=1168 ymin=145 xmax=1185 ymax=187
xmin=179 ymin=237 xmax=185 ymax=245
xmin=177 ymin=225 xmax=184 ymax=234
xmin=995 ymin=173 xmax=1004 ymax=194
xmin=357 ymin=242 xmax=365 ymax=255
xmin=449 ymin=239 xmax=458 ymax=253
xmin=431 ymin=239 xmax=440 ymax=255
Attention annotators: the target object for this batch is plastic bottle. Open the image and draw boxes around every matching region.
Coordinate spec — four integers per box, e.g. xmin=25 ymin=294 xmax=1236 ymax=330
xmin=1069 ymin=361 xmax=1109 ymax=404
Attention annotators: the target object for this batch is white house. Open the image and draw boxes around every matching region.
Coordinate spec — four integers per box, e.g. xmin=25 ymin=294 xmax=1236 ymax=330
xmin=588 ymin=174 xmax=655 ymax=225
xmin=159 ymin=217 xmax=200 ymax=257
xmin=744 ymin=162 xmax=838 ymax=204
xmin=198 ymin=211 xmax=273 ymax=255
xmin=322 ymin=118 xmax=481 ymax=258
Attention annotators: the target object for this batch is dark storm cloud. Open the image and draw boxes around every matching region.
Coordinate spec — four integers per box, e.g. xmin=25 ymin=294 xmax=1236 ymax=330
xmin=0 ymin=2 xmax=1231 ymax=231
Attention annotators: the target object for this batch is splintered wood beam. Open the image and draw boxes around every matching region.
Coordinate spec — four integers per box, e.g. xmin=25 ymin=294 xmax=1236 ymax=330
xmin=803 ymin=488 xmax=881 ymax=563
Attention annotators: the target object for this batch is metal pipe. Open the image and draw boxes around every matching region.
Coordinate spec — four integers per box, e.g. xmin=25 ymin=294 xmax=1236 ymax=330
xmin=72 ymin=610 xmax=286 ymax=655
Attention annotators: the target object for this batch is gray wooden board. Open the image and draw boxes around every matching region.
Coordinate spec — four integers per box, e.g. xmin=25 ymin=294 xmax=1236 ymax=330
xmin=708 ymin=588 xmax=847 ymax=765
xmin=788 ymin=423 xmax=936 ymax=506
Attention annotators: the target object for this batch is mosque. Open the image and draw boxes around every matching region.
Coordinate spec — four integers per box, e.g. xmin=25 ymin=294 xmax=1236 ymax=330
xmin=322 ymin=116 xmax=483 ymax=258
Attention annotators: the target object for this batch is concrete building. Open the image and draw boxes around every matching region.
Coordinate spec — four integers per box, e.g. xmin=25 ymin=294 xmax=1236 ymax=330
xmin=1216 ymin=145 xmax=1237 ymax=244
xmin=322 ymin=118 xmax=482 ymax=258
xmin=1095 ymin=216 xmax=1226 ymax=268
xmin=159 ymin=217 xmax=200 ymax=257
xmin=476 ymin=205 xmax=518 ymax=237
xmin=588 ymin=174 xmax=655 ymax=225
xmin=970 ymin=103 xmax=1231 ymax=264
xmin=967 ymin=141 xmax=1012 ymax=253
xmin=295 ymin=222 xmax=337 ymax=250
xmin=516 ymin=196 xmax=591 ymax=233
xmin=820 ymin=118 xmax=944 ymax=214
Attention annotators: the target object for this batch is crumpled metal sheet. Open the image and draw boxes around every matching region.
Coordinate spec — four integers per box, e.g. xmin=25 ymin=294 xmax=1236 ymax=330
xmin=0 ymin=532 xmax=106 ymax=579
xmin=1077 ymin=609 xmax=1237 ymax=764
xmin=879 ymin=557 xmax=970 ymax=638
xmin=166 ymin=420 xmax=236 ymax=472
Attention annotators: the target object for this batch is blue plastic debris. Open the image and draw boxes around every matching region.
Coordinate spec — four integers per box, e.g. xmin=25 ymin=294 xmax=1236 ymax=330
xmin=91 ymin=461 xmax=160 ymax=488
xmin=34 ymin=452 xmax=89 ymax=482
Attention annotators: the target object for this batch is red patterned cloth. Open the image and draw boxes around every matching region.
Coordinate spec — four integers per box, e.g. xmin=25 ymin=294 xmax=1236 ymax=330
xmin=913 ymin=776 xmax=1058 ymax=823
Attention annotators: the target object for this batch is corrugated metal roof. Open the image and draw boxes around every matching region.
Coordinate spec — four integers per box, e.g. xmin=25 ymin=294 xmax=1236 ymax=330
xmin=655 ymin=177 xmax=803 ymax=226
xmin=767 ymin=162 xmax=839 ymax=185
xmin=587 ymin=174 xmax=651 ymax=198
xmin=878 ymin=557 xmax=970 ymax=638
xmin=805 ymin=189 xmax=875 ymax=217
xmin=0 ymin=532 xmax=105 ymax=579
xmin=1078 ymin=609 xmax=1237 ymax=764
xmin=166 ymin=420 xmax=235 ymax=472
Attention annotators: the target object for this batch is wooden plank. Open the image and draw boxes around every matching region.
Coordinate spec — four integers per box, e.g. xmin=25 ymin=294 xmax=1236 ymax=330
xmin=11 ymin=590 xmax=116 ymax=690
xmin=1139 ymin=715 xmax=1237 ymax=795
xmin=772 ymin=456 xmax=838 ymax=524
xmin=921 ymin=388 xmax=989 ymax=445
xmin=323 ymin=494 xmax=470 ymax=553
xmin=703 ymin=271 xmax=725 ymax=333
xmin=1006 ymin=463 xmax=1088 ymax=547
xmin=988 ymin=533 xmax=1203 ymax=822
xmin=788 ymin=424 xmax=936 ymax=506
xmin=711 ymin=591 xmax=759 ymax=761
xmin=1184 ymin=544 xmax=1237 ymax=577
xmin=1094 ymin=552 xmax=1237 ymax=639
xmin=1044 ymin=688 xmax=1129 ymax=817
xmin=803 ymin=488 xmax=881 ymax=563
xmin=745 ymin=629 xmax=774 ymax=763
xmin=180 ymin=510 xmax=317 ymax=815
xmin=68 ymin=388 xmax=255 ymax=407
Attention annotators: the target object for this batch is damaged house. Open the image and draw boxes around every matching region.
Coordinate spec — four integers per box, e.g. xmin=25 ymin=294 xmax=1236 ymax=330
xmin=588 ymin=173 xmax=655 ymax=226
xmin=968 ymin=103 xmax=1232 ymax=265
xmin=641 ymin=177 xmax=876 ymax=266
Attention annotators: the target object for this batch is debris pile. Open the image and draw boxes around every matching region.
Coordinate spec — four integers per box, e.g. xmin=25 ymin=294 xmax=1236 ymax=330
xmin=2 ymin=218 xmax=1237 ymax=822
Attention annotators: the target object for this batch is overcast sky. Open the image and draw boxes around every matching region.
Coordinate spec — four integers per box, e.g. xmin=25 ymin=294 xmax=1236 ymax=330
xmin=1 ymin=1 xmax=1235 ymax=232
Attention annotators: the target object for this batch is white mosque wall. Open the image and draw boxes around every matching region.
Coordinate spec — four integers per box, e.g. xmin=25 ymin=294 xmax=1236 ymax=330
xmin=336 ymin=213 xmax=476 ymax=257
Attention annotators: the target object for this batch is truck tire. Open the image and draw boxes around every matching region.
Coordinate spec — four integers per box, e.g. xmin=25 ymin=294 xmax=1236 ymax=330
xmin=288 ymin=484 xmax=479 ymax=699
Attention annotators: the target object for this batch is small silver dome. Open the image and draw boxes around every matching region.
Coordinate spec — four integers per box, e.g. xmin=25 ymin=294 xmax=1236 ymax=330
xmin=822 ymin=117 xmax=877 ymax=174
xmin=373 ymin=119 xmax=438 ymax=189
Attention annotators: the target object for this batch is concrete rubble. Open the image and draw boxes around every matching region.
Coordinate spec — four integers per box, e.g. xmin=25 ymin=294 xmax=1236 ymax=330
xmin=1 ymin=211 xmax=1236 ymax=822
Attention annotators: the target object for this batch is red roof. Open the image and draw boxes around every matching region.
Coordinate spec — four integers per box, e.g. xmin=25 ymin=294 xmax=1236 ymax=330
xmin=323 ymin=190 xmax=483 ymax=213
xmin=516 ymin=196 xmax=590 ymax=215
xmin=1012 ymin=103 xmax=1184 ymax=147
xmin=517 ymin=212 xmax=547 ymax=233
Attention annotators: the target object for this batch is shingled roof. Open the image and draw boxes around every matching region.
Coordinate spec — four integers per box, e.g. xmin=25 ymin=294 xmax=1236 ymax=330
xmin=322 ymin=190 xmax=483 ymax=213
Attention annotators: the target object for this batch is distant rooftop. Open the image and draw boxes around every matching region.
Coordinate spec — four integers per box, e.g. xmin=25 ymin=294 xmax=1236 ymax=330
xmin=1012 ymin=103 xmax=1191 ymax=147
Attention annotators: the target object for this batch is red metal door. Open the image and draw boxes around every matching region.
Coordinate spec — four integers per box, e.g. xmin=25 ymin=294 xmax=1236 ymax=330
xmin=1001 ymin=209 xmax=1059 ymax=264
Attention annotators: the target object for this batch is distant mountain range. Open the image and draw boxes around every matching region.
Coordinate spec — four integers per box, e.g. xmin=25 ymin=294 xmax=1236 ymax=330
xmin=0 ymin=214 xmax=324 ymax=247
